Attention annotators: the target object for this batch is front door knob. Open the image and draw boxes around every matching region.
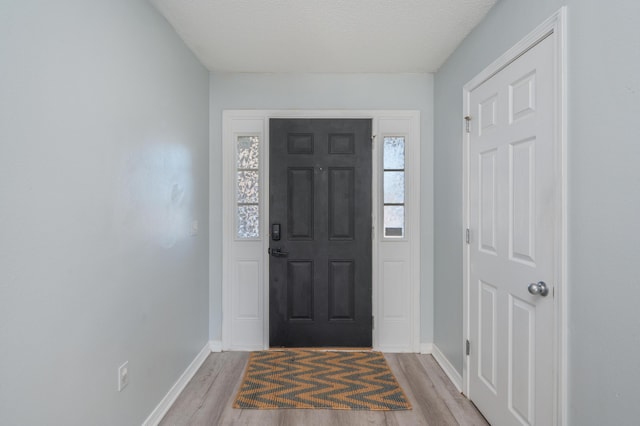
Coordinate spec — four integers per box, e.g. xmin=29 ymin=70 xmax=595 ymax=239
xmin=527 ymin=281 xmax=549 ymax=297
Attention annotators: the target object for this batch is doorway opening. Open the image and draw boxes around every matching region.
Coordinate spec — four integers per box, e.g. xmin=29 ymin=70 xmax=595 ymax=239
xmin=221 ymin=110 xmax=421 ymax=353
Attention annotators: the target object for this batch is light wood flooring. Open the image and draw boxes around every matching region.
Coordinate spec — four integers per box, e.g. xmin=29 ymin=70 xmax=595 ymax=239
xmin=160 ymin=352 xmax=488 ymax=426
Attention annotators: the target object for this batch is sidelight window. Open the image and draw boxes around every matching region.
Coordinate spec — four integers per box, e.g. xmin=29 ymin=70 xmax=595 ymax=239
xmin=383 ymin=136 xmax=405 ymax=238
xmin=236 ymin=135 xmax=260 ymax=239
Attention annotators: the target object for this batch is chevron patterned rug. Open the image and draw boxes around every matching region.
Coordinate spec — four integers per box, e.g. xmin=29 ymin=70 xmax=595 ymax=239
xmin=233 ymin=350 xmax=412 ymax=410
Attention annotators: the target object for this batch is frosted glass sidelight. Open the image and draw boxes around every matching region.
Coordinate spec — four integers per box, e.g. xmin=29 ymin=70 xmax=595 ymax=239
xmin=384 ymin=206 xmax=405 ymax=238
xmin=384 ymin=171 xmax=405 ymax=204
xmin=238 ymin=205 xmax=260 ymax=238
xmin=237 ymin=136 xmax=259 ymax=169
xmin=236 ymin=135 xmax=260 ymax=239
xmin=383 ymin=137 xmax=405 ymax=169
xmin=237 ymin=171 xmax=259 ymax=203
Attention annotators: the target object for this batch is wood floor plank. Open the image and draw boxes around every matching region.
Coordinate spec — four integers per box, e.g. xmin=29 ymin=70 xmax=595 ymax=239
xmin=160 ymin=352 xmax=248 ymax=426
xmin=159 ymin=351 xmax=488 ymax=426
xmin=160 ymin=352 xmax=239 ymax=425
xmin=418 ymin=355 xmax=488 ymax=426
xmin=217 ymin=408 xmax=283 ymax=426
xmin=385 ymin=353 xmax=457 ymax=425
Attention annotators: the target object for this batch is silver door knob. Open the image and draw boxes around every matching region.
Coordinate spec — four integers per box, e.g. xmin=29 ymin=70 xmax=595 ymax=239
xmin=528 ymin=281 xmax=549 ymax=297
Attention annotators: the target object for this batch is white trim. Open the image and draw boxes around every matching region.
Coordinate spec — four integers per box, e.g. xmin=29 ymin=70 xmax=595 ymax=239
xmin=221 ymin=110 xmax=421 ymax=353
xmin=420 ymin=343 xmax=434 ymax=354
xmin=142 ymin=342 xmax=211 ymax=426
xmin=461 ymin=7 xmax=567 ymax=426
xmin=431 ymin=344 xmax=463 ymax=393
xmin=556 ymin=9 xmax=569 ymax=426
xmin=209 ymin=340 xmax=222 ymax=353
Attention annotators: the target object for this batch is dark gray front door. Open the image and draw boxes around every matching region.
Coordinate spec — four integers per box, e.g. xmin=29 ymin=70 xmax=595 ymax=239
xmin=269 ymin=118 xmax=372 ymax=347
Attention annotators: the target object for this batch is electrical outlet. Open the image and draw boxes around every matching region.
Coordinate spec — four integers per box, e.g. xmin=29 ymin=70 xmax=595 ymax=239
xmin=118 ymin=361 xmax=129 ymax=392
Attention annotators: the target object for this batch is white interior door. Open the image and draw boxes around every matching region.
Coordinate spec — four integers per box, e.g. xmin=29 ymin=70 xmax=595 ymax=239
xmin=468 ymin=34 xmax=556 ymax=425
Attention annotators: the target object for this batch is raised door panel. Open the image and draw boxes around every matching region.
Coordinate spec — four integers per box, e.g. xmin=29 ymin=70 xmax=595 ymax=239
xmin=479 ymin=94 xmax=498 ymax=136
xmin=509 ymin=138 xmax=536 ymax=266
xmin=377 ymin=254 xmax=412 ymax=350
xmin=328 ymin=168 xmax=355 ymax=240
xmin=288 ymin=133 xmax=314 ymax=154
xmin=328 ymin=133 xmax=355 ymax=154
xmin=479 ymin=149 xmax=498 ymax=255
xmin=328 ymin=261 xmax=355 ymax=320
xmin=235 ymin=261 xmax=260 ymax=320
xmin=287 ymin=261 xmax=314 ymax=320
xmin=509 ymin=72 xmax=536 ymax=123
xmin=508 ymin=296 xmax=536 ymax=425
xmin=382 ymin=261 xmax=408 ymax=320
xmin=478 ymin=280 xmax=498 ymax=394
xmin=287 ymin=168 xmax=314 ymax=240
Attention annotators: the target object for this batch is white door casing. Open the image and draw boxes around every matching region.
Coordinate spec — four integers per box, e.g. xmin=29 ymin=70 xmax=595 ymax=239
xmin=221 ymin=110 xmax=421 ymax=353
xmin=463 ymin=9 xmax=567 ymax=426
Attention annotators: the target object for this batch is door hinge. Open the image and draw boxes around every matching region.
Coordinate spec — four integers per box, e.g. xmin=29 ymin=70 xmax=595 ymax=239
xmin=466 ymin=228 xmax=470 ymax=244
xmin=371 ymin=134 xmax=376 ymax=145
xmin=372 ymin=315 xmax=375 ymax=329
xmin=464 ymin=116 xmax=471 ymax=133
xmin=466 ymin=339 xmax=470 ymax=356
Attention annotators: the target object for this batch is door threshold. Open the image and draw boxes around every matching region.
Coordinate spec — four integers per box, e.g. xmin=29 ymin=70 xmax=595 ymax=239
xmin=268 ymin=347 xmax=373 ymax=352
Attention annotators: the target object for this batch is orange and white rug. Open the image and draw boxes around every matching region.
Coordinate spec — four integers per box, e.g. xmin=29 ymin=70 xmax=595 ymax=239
xmin=233 ymin=350 xmax=412 ymax=411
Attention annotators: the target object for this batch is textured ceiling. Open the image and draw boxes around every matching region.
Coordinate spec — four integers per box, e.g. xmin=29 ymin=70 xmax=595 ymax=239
xmin=150 ymin=0 xmax=496 ymax=73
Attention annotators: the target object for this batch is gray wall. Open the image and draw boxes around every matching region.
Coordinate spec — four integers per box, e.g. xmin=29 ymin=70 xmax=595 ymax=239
xmin=434 ymin=0 xmax=640 ymax=424
xmin=0 ymin=1 xmax=210 ymax=424
xmin=208 ymin=73 xmax=435 ymax=344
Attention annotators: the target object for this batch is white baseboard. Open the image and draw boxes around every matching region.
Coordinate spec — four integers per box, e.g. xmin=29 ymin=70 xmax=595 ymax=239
xmin=420 ymin=343 xmax=433 ymax=354
xmin=209 ymin=340 xmax=222 ymax=352
xmin=142 ymin=342 xmax=212 ymax=426
xmin=431 ymin=344 xmax=463 ymax=393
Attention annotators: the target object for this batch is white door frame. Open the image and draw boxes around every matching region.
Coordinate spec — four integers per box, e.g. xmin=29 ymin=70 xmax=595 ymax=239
xmin=462 ymin=8 xmax=567 ymax=425
xmin=221 ymin=110 xmax=421 ymax=353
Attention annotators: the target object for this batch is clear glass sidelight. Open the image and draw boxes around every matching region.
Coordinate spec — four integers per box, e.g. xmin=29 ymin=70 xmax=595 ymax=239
xmin=383 ymin=171 xmax=405 ymax=204
xmin=236 ymin=136 xmax=260 ymax=239
xmin=383 ymin=137 xmax=405 ymax=169
xmin=383 ymin=137 xmax=405 ymax=238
